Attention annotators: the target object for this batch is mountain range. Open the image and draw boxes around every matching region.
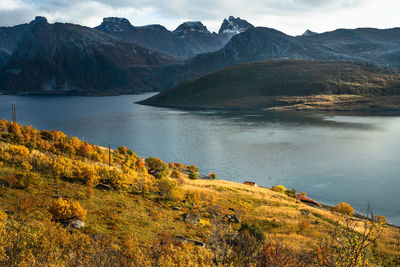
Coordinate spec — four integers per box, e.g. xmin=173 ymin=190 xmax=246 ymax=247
xmin=1 ymin=16 xmax=400 ymax=95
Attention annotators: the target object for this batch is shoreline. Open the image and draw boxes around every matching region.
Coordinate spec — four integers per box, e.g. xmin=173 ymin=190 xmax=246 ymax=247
xmin=138 ymin=94 xmax=400 ymax=115
xmin=199 ymin=176 xmax=400 ymax=228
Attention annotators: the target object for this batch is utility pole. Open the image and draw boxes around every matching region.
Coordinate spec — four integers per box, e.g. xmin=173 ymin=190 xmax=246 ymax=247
xmin=11 ymin=104 xmax=16 ymax=123
xmin=108 ymin=144 xmax=111 ymax=167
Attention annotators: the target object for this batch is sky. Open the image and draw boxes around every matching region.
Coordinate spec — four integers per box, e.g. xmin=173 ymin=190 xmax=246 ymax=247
xmin=0 ymin=0 xmax=399 ymax=36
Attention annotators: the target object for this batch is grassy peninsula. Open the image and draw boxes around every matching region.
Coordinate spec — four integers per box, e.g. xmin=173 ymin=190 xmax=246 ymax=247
xmin=0 ymin=120 xmax=399 ymax=266
xmin=140 ymin=60 xmax=400 ymax=112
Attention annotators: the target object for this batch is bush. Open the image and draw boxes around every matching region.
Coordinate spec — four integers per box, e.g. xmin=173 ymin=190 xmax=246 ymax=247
xmin=99 ymin=167 xmax=132 ymax=190
xmin=117 ymin=146 xmax=128 ymax=154
xmin=156 ymin=178 xmax=178 ymax=200
xmin=208 ymin=172 xmax=216 ymax=179
xmin=239 ymin=223 xmax=266 ymax=243
xmin=73 ymin=164 xmax=100 ymax=186
xmin=170 ymin=170 xmax=181 ymax=179
xmin=174 ymin=162 xmax=186 ymax=171
xmin=187 ymin=165 xmax=199 ymax=173
xmin=168 ymin=162 xmax=175 ymax=169
xmin=5 ymin=145 xmax=30 ymax=164
xmin=15 ymin=171 xmax=41 ymax=189
xmin=189 ymin=172 xmax=198 ymax=180
xmin=272 ymin=185 xmax=287 ymax=194
xmin=373 ymin=215 xmax=387 ymax=224
xmin=145 ymin=157 xmax=169 ymax=178
xmin=332 ymin=202 xmax=354 ymax=216
xmin=49 ymin=198 xmax=87 ymax=222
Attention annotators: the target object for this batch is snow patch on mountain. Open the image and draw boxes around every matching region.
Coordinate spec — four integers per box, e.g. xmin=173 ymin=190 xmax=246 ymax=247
xmin=173 ymin=21 xmax=210 ymax=35
xmin=218 ymin=16 xmax=254 ymax=36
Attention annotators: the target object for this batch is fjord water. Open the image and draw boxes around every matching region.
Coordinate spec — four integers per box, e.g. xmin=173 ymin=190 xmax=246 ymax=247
xmin=1 ymin=93 xmax=399 ymax=224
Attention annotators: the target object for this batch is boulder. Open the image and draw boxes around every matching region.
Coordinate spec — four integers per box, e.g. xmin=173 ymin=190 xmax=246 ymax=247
xmin=226 ymin=214 xmax=241 ymax=223
xmin=65 ymin=220 xmax=85 ymax=229
xmin=182 ymin=213 xmax=200 ymax=224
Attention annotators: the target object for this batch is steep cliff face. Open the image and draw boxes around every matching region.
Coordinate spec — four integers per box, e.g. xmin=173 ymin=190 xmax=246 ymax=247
xmin=0 ymin=23 xmax=29 ymax=66
xmin=218 ymin=16 xmax=254 ymax=40
xmin=95 ymin=16 xmax=253 ymax=58
xmin=0 ymin=17 xmax=181 ymax=94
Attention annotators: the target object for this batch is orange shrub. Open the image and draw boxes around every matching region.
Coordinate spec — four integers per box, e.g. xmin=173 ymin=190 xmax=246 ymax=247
xmin=373 ymin=215 xmax=387 ymax=224
xmin=15 ymin=171 xmax=40 ymax=189
xmin=117 ymin=146 xmax=128 ymax=154
xmin=156 ymin=178 xmax=178 ymax=200
xmin=174 ymin=162 xmax=186 ymax=171
xmin=5 ymin=144 xmax=30 ymax=164
xmin=49 ymin=198 xmax=87 ymax=222
xmin=332 ymin=202 xmax=354 ymax=216
xmin=187 ymin=165 xmax=199 ymax=173
xmin=73 ymin=164 xmax=100 ymax=186
xmin=170 ymin=170 xmax=181 ymax=179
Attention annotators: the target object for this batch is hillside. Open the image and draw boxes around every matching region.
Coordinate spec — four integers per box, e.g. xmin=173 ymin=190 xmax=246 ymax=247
xmin=0 ymin=120 xmax=399 ymax=265
xmin=140 ymin=60 xmax=400 ymax=111
xmin=0 ymin=17 xmax=181 ymax=95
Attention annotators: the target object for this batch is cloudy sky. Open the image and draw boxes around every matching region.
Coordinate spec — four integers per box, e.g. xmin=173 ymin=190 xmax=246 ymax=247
xmin=1 ymin=0 xmax=399 ymax=35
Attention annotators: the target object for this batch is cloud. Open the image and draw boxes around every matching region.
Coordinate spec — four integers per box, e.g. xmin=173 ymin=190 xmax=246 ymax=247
xmin=0 ymin=0 xmax=398 ymax=35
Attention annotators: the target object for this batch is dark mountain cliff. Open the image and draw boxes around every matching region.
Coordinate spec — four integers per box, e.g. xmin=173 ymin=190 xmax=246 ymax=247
xmin=0 ymin=23 xmax=29 ymax=66
xmin=95 ymin=16 xmax=253 ymax=58
xmin=0 ymin=17 xmax=181 ymax=94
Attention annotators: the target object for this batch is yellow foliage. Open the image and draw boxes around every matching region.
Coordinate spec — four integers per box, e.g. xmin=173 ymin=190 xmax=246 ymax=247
xmin=49 ymin=198 xmax=87 ymax=222
xmin=157 ymin=243 xmax=213 ymax=266
xmin=170 ymin=169 xmax=181 ymax=178
xmin=373 ymin=215 xmax=387 ymax=224
xmin=0 ymin=209 xmax=6 ymax=227
xmin=73 ymin=163 xmax=100 ymax=186
xmin=157 ymin=178 xmax=178 ymax=200
xmin=333 ymin=202 xmax=354 ymax=216
xmin=272 ymin=185 xmax=287 ymax=193
xmin=5 ymin=144 xmax=30 ymax=164
xmin=21 ymin=162 xmax=32 ymax=171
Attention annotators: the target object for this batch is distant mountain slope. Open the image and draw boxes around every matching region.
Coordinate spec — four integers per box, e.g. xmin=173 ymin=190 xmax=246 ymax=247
xmin=183 ymin=27 xmax=351 ymax=78
xmin=0 ymin=17 xmax=181 ymax=94
xmin=301 ymin=27 xmax=400 ymax=61
xmin=95 ymin=16 xmax=253 ymax=58
xmin=0 ymin=23 xmax=29 ymax=66
xmin=2 ymin=17 xmax=400 ymax=95
xmin=140 ymin=60 xmax=400 ymax=109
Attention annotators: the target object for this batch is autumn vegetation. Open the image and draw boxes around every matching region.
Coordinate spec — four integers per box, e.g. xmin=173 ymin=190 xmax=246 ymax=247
xmin=0 ymin=119 xmax=399 ymax=266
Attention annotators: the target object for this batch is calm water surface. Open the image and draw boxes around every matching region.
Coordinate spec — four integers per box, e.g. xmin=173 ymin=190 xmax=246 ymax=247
xmin=0 ymin=93 xmax=399 ymax=224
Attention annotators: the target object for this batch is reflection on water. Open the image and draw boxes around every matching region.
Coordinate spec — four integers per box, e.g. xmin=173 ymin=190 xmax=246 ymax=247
xmin=0 ymin=93 xmax=399 ymax=224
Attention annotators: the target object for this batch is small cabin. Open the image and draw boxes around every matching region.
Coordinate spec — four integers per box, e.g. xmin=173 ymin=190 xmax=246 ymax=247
xmin=244 ymin=181 xmax=258 ymax=187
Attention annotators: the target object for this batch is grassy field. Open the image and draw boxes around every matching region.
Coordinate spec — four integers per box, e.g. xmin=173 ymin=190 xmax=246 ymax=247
xmin=0 ymin=120 xmax=399 ymax=265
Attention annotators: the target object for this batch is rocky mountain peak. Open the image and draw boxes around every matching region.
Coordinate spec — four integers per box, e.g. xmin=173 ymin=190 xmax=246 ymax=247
xmin=31 ymin=16 xmax=48 ymax=25
xmin=97 ymin=17 xmax=133 ymax=32
xmin=218 ymin=16 xmax=254 ymax=36
xmin=173 ymin=21 xmax=210 ymax=35
xmin=302 ymin=29 xmax=317 ymax=36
